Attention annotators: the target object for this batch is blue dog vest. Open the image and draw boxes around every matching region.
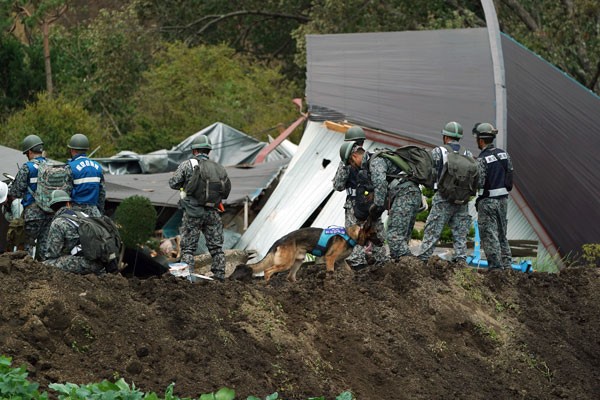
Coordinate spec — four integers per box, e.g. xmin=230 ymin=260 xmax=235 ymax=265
xmin=310 ymin=226 xmax=357 ymax=257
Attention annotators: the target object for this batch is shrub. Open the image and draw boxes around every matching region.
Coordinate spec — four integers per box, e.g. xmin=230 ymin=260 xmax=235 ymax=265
xmin=114 ymin=195 xmax=157 ymax=248
xmin=581 ymin=243 xmax=600 ymax=267
xmin=1 ymin=92 xmax=114 ymax=159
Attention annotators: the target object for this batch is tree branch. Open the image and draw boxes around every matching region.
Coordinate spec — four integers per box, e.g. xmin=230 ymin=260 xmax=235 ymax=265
xmin=164 ymin=10 xmax=310 ymax=34
xmin=588 ymin=60 xmax=600 ymax=90
xmin=499 ymin=0 xmax=539 ymax=32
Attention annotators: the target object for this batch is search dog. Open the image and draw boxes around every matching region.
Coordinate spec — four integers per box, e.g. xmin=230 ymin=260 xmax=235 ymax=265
xmin=230 ymin=222 xmax=379 ymax=283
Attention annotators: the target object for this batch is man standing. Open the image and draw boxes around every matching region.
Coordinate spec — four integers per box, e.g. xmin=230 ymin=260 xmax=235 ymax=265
xmin=169 ymin=135 xmax=231 ymax=281
xmin=417 ymin=122 xmax=473 ymax=264
xmin=43 ymin=190 xmax=106 ymax=275
xmin=65 ymin=133 xmax=105 ymax=217
xmin=473 ymin=122 xmax=514 ymax=270
xmin=7 ymin=134 xmax=52 ymax=259
xmin=342 ymin=141 xmax=420 ymax=262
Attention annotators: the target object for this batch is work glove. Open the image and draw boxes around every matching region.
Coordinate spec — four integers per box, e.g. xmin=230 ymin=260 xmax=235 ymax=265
xmin=368 ymin=204 xmax=385 ymax=220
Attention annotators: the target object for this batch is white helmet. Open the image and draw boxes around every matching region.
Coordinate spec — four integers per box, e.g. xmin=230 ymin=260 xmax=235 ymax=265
xmin=0 ymin=181 xmax=8 ymax=203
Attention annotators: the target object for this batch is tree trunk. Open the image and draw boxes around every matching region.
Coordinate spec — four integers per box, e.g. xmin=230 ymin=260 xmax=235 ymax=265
xmin=42 ymin=20 xmax=53 ymax=97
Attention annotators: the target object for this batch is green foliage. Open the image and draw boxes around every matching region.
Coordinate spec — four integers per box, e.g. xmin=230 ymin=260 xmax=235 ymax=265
xmin=114 ymin=195 xmax=157 ymax=248
xmin=1 ymin=92 xmax=114 ymax=159
xmin=52 ymin=3 xmax=158 ymax=138
xmin=411 ymin=228 xmax=423 ymax=240
xmin=0 ymin=34 xmax=45 ymax=119
xmin=0 ymin=359 xmax=354 ymax=400
xmin=199 ymin=387 xmax=235 ymax=400
xmin=135 ymin=0 xmax=309 ymax=84
xmin=123 ymin=42 xmax=300 ymax=153
xmin=0 ymin=355 xmax=48 ymax=399
xmin=581 ymin=243 xmax=600 ymax=267
xmin=496 ymin=0 xmax=600 ymax=93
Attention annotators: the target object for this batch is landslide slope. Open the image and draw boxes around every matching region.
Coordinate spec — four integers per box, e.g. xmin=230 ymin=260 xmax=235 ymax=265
xmin=0 ymin=252 xmax=598 ymax=399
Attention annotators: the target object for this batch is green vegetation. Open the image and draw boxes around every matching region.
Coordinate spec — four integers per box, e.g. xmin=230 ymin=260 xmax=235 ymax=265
xmin=1 ymin=1 xmax=597 ymax=152
xmin=122 ymin=42 xmax=299 ymax=153
xmin=114 ymin=195 xmax=158 ymax=249
xmin=0 ymin=356 xmax=48 ymax=399
xmin=0 ymin=355 xmax=355 ymax=400
xmin=2 ymin=92 xmax=113 ymax=160
xmin=581 ymin=243 xmax=600 ymax=267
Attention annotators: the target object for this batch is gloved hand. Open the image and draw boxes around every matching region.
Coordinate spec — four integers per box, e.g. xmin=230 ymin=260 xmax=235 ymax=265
xmin=368 ymin=204 xmax=385 ymax=219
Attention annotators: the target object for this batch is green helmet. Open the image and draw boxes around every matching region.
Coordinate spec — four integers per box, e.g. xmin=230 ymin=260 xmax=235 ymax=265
xmin=49 ymin=189 xmax=71 ymax=207
xmin=68 ymin=133 xmax=90 ymax=150
xmin=441 ymin=121 xmax=463 ymax=138
xmin=344 ymin=126 xmax=366 ymax=142
xmin=472 ymin=122 xmax=498 ymax=139
xmin=21 ymin=134 xmax=44 ymax=154
xmin=190 ymin=135 xmax=212 ymax=150
xmin=340 ymin=142 xmax=356 ymax=164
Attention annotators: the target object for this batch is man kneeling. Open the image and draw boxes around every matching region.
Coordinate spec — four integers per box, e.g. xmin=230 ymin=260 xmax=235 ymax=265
xmin=43 ymin=190 xmax=106 ymax=275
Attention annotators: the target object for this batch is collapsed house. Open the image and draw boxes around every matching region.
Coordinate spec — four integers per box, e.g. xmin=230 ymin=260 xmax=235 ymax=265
xmin=98 ymin=122 xmax=296 ymax=250
xmin=236 ymin=5 xmax=600 ymax=264
xmin=0 ymin=122 xmax=296 ymax=256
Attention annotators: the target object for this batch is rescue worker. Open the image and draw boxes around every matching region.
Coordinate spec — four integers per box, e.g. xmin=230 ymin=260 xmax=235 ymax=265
xmin=168 ymin=135 xmax=230 ymax=281
xmin=417 ymin=122 xmax=473 ymax=264
xmin=473 ymin=122 xmax=514 ymax=270
xmin=43 ymin=190 xmax=106 ymax=275
xmin=7 ymin=134 xmax=53 ymax=259
xmin=342 ymin=142 xmax=419 ymax=261
xmin=65 ymin=133 xmax=105 ymax=217
xmin=332 ymin=126 xmax=371 ymax=268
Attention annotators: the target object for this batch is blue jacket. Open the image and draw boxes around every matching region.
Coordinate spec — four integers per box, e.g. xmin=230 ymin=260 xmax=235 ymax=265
xmin=23 ymin=157 xmax=46 ymax=207
xmin=68 ymin=154 xmax=103 ymax=205
xmin=478 ymin=145 xmax=512 ymax=200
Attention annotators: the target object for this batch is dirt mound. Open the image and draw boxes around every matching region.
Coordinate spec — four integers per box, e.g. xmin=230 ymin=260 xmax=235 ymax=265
xmin=1 ymin=252 xmax=599 ymax=399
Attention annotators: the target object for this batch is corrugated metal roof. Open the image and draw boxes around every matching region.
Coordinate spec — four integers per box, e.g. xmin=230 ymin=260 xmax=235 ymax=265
xmin=236 ymin=121 xmax=346 ymax=258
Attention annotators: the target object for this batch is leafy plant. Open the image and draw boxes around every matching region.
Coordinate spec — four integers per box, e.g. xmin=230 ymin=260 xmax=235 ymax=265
xmin=199 ymin=387 xmax=235 ymax=400
xmin=581 ymin=243 xmax=600 ymax=267
xmin=0 ymin=355 xmax=48 ymax=399
xmin=0 ymin=360 xmax=356 ymax=400
xmin=114 ymin=195 xmax=157 ymax=249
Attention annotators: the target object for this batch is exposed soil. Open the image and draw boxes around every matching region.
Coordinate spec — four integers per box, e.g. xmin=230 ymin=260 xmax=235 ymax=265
xmin=1 ymin=251 xmax=599 ymax=399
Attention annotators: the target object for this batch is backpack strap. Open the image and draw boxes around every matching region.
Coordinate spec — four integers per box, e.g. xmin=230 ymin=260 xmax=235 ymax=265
xmin=369 ymin=150 xmax=407 ymax=181
xmin=58 ymin=210 xmax=85 ymax=256
xmin=189 ymin=158 xmax=199 ymax=168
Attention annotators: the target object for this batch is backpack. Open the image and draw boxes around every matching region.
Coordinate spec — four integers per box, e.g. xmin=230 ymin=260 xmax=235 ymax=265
xmin=372 ymin=146 xmax=435 ymax=188
xmin=185 ymin=158 xmax=231 ymax=208
xmin=437 ymin=144 xmax=479 ymax=205
xmin=32 ymin=161 xmax=70 ymax=213
xmin=62 ymin=211 xmax=123 ymax=272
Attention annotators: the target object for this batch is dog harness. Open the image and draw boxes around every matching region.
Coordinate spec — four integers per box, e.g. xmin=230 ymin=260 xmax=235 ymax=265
xmin=310 ymin=226 xmax=357 ymax=257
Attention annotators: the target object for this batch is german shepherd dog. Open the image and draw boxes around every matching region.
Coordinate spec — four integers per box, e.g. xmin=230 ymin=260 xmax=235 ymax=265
xmin=230 ymin=223 xmax=378 ymax=283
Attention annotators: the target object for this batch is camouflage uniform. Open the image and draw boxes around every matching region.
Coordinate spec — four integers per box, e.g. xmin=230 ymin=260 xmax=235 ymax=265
xmin=43 ymin=207 xmax=105 ymax=275
xmin=476 ymin=143 xmax=514 ymax=269
xmin=417 ymin=141 xmax=473 ymax=262
xmin=169 ymin=154 xmax=227 ymax=280
xmin=366 ymin=152 xmax=421 ymax=260
xmin=333 ymin=162 xmax=367 ymax=266
xmin=8 ymin=160 xmax=53 ymax=259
